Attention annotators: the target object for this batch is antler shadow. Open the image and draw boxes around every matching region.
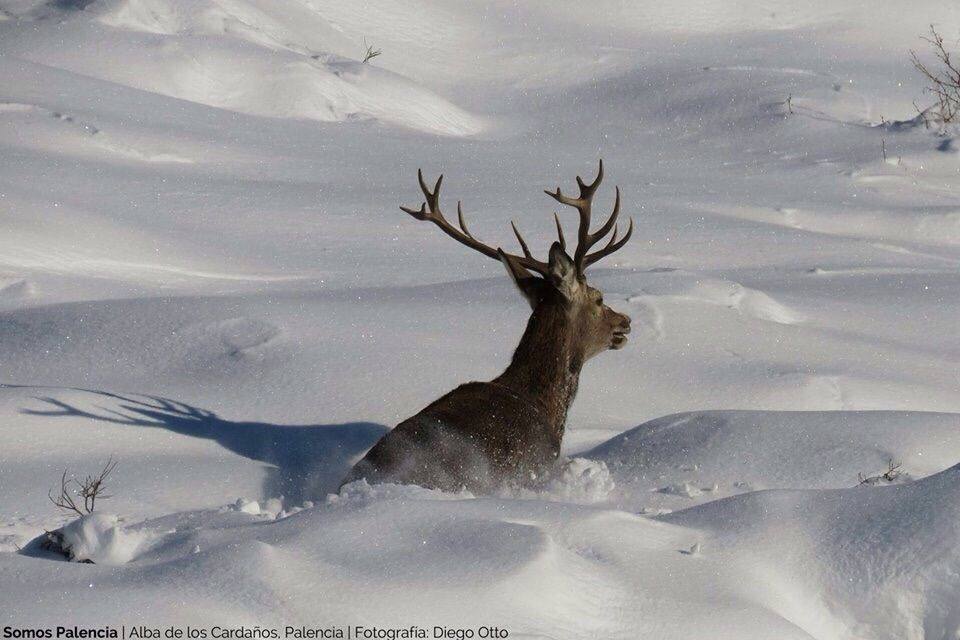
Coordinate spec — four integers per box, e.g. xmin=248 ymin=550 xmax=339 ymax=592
xmin=22 ymin=389 xmax=388 ymax=504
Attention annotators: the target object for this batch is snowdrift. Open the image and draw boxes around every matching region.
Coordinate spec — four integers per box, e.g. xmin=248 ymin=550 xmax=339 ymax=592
xmin=588 ymin=410 xmax=960 ymax=511
xmin=663 ymin=463 xmax=960 ymax=639
xmin=0 ymin=0 xmax=484 ymax=136
xmin=3 ymin=0 xmax=960 ymax=637
xmin=8 ymin=414 xmax=960 ymax=639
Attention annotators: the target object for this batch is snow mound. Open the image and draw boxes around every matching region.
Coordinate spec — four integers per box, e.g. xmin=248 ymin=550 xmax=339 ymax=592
xmin=0 ymin=0 xmax=484 ymax=136
xmin=57 ymin=513 xmax=150 ymax=565
xmin=114 ymin=44 xmax=485 ymax=136
xmin=96 ymin=0 xmax=334 ymax=40
xmin=686 ymin=280 xmax=804 ymax=324
xmin=587 ymin=410 xmax=960 ymax=511
xmin=11 ymin=457 xmax=959 ymax=637
xmin=709 ymin=198 xmax=960 ymax=249
xmin=662 ymin=462 xmax=960 ymax=639
xmin=5 ymin=409 xmax=960 ymax=636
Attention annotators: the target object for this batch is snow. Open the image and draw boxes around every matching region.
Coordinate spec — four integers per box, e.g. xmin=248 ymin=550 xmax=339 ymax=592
xmin=2 ymin=0 xmax=960 ymax=637
xmin=661 ymin=462 xmax=960 ymax=639
xmin=55 ymin=513 xmax=149 ymax=565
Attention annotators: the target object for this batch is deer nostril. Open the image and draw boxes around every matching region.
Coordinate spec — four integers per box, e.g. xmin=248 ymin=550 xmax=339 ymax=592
xmin=613 ymin=317 xmax=631 ymax=335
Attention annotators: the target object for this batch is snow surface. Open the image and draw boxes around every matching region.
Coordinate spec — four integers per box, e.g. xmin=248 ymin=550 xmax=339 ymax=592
xmin=54 ymin=512 xmax=150 ymax=565
xmin=2 ymin=0 xmax=960 ymax=637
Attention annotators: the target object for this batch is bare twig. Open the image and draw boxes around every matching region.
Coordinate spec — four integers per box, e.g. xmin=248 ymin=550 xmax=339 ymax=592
xmin=911 ymin=25 xmax=960 ymax=127
xmin=362 ymin=39 xmax=382 ymax=64
xmin=49 ymin=470 xmax=83 ymax=516
xmin=882 ymin=459 xmax=902 ymax=482
xmin=48 ymin=457 xmax=118 ymax=516
xmin=858 ymin=459 xmax=902 ymax=486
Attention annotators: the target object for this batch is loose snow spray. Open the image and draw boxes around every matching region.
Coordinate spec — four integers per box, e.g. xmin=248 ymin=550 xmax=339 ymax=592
xmin=502 ymin=458 xmax=616 ymax=503
xmin=56 ymin=513 xmax=151 ymax=565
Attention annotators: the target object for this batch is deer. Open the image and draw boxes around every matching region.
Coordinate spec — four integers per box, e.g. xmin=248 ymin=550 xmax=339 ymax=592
xmin=341 ymin=161 xmax=633 ymax=494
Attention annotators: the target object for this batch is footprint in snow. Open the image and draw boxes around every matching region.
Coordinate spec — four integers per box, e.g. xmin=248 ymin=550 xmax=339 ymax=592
xmin=1 ymin=102 xmax=193 ymax=163
xmin=657 ymin=482 xmax=719 ymax=498
xmin=216 ymin=318 xmax=280 ymax=357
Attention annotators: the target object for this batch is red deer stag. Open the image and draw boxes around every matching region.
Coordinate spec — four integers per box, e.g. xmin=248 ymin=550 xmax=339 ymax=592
xmin=341 ymin=161 xmax=633 ymax=493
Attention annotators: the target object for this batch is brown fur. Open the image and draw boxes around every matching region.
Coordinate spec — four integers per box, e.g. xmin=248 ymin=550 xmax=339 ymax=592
xmin=341 ymin=269 xmax=630 ymax=493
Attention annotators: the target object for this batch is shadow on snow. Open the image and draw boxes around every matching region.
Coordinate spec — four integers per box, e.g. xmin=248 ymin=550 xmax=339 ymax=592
xmin=17 ymin=387 xmax=387 ymax=504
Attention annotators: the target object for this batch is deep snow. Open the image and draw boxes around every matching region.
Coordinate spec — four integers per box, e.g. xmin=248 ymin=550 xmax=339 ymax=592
xmin=2 ymin=0 xmax=960 ymax=638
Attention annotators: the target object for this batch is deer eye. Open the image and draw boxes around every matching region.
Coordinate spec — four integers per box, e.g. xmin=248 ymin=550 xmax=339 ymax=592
xmin=596 ymin=296 xmax=604 ymax=306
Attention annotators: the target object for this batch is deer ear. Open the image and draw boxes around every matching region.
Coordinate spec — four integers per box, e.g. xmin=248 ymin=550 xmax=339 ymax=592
xmin=547 ymin=242 xmax=579 ymax=299
xmin=498 ymin=249 xmax=542 ymax=309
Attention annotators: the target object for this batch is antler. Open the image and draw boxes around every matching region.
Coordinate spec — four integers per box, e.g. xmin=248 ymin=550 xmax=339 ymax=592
xmin=399 ymin=163 xmax=630 ymax=278
xmin=544 ymin=160 xmax=633 ymax=273
xmin=400 ymin=170 xmax=563 ymax=277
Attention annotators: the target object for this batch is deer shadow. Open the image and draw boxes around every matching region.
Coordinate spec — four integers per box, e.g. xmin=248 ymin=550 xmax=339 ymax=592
xmin=20 ymin=389 xmax=388 ymax=504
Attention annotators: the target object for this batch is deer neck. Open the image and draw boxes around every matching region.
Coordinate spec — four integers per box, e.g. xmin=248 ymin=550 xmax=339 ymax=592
xmin=496 ymin=303 xmax=583 ymax=429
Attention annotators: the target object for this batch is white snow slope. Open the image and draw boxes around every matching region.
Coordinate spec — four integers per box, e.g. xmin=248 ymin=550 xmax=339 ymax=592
xmin=2 ymin=1 xmax=960 ymax=638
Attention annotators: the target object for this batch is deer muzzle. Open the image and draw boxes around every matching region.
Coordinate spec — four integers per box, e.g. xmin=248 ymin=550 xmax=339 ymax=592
xmin=610 ymin=316 xmax=631 ymax=349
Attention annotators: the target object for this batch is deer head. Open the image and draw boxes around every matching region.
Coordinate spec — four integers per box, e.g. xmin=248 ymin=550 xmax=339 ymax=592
xmin=400 ymin=161 xmax=633 ymax=363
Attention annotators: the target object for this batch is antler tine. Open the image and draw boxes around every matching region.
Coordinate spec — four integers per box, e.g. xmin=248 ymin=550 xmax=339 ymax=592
xmin=590 ymin=186 xmax=620 ymax=243
xmin=575 ymin=159 xmax=604 ymax=199
xmin=457 ymin=201 xmax=472 ymax=236
xmin=417 ymin=169 xmax=442 ymax=211
xmin=511 ymin=221 xmax=534 ymax=260
xmin=399 ymin=202 xmax=430 ymax=220
xmin=544 ymin=187 xmax=582 ymax=208
xmin=400 ymin=169 xmax=550 ymax=277
xmin=584 ymin=217 xmax=634 ymax=267
xmin=603 ymin=223 xmax=619 ymax=250
xmin=553 ymin=212 xmax=566 ymax=251
xmin=544 ymin=160 xmax=622 ymax=272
